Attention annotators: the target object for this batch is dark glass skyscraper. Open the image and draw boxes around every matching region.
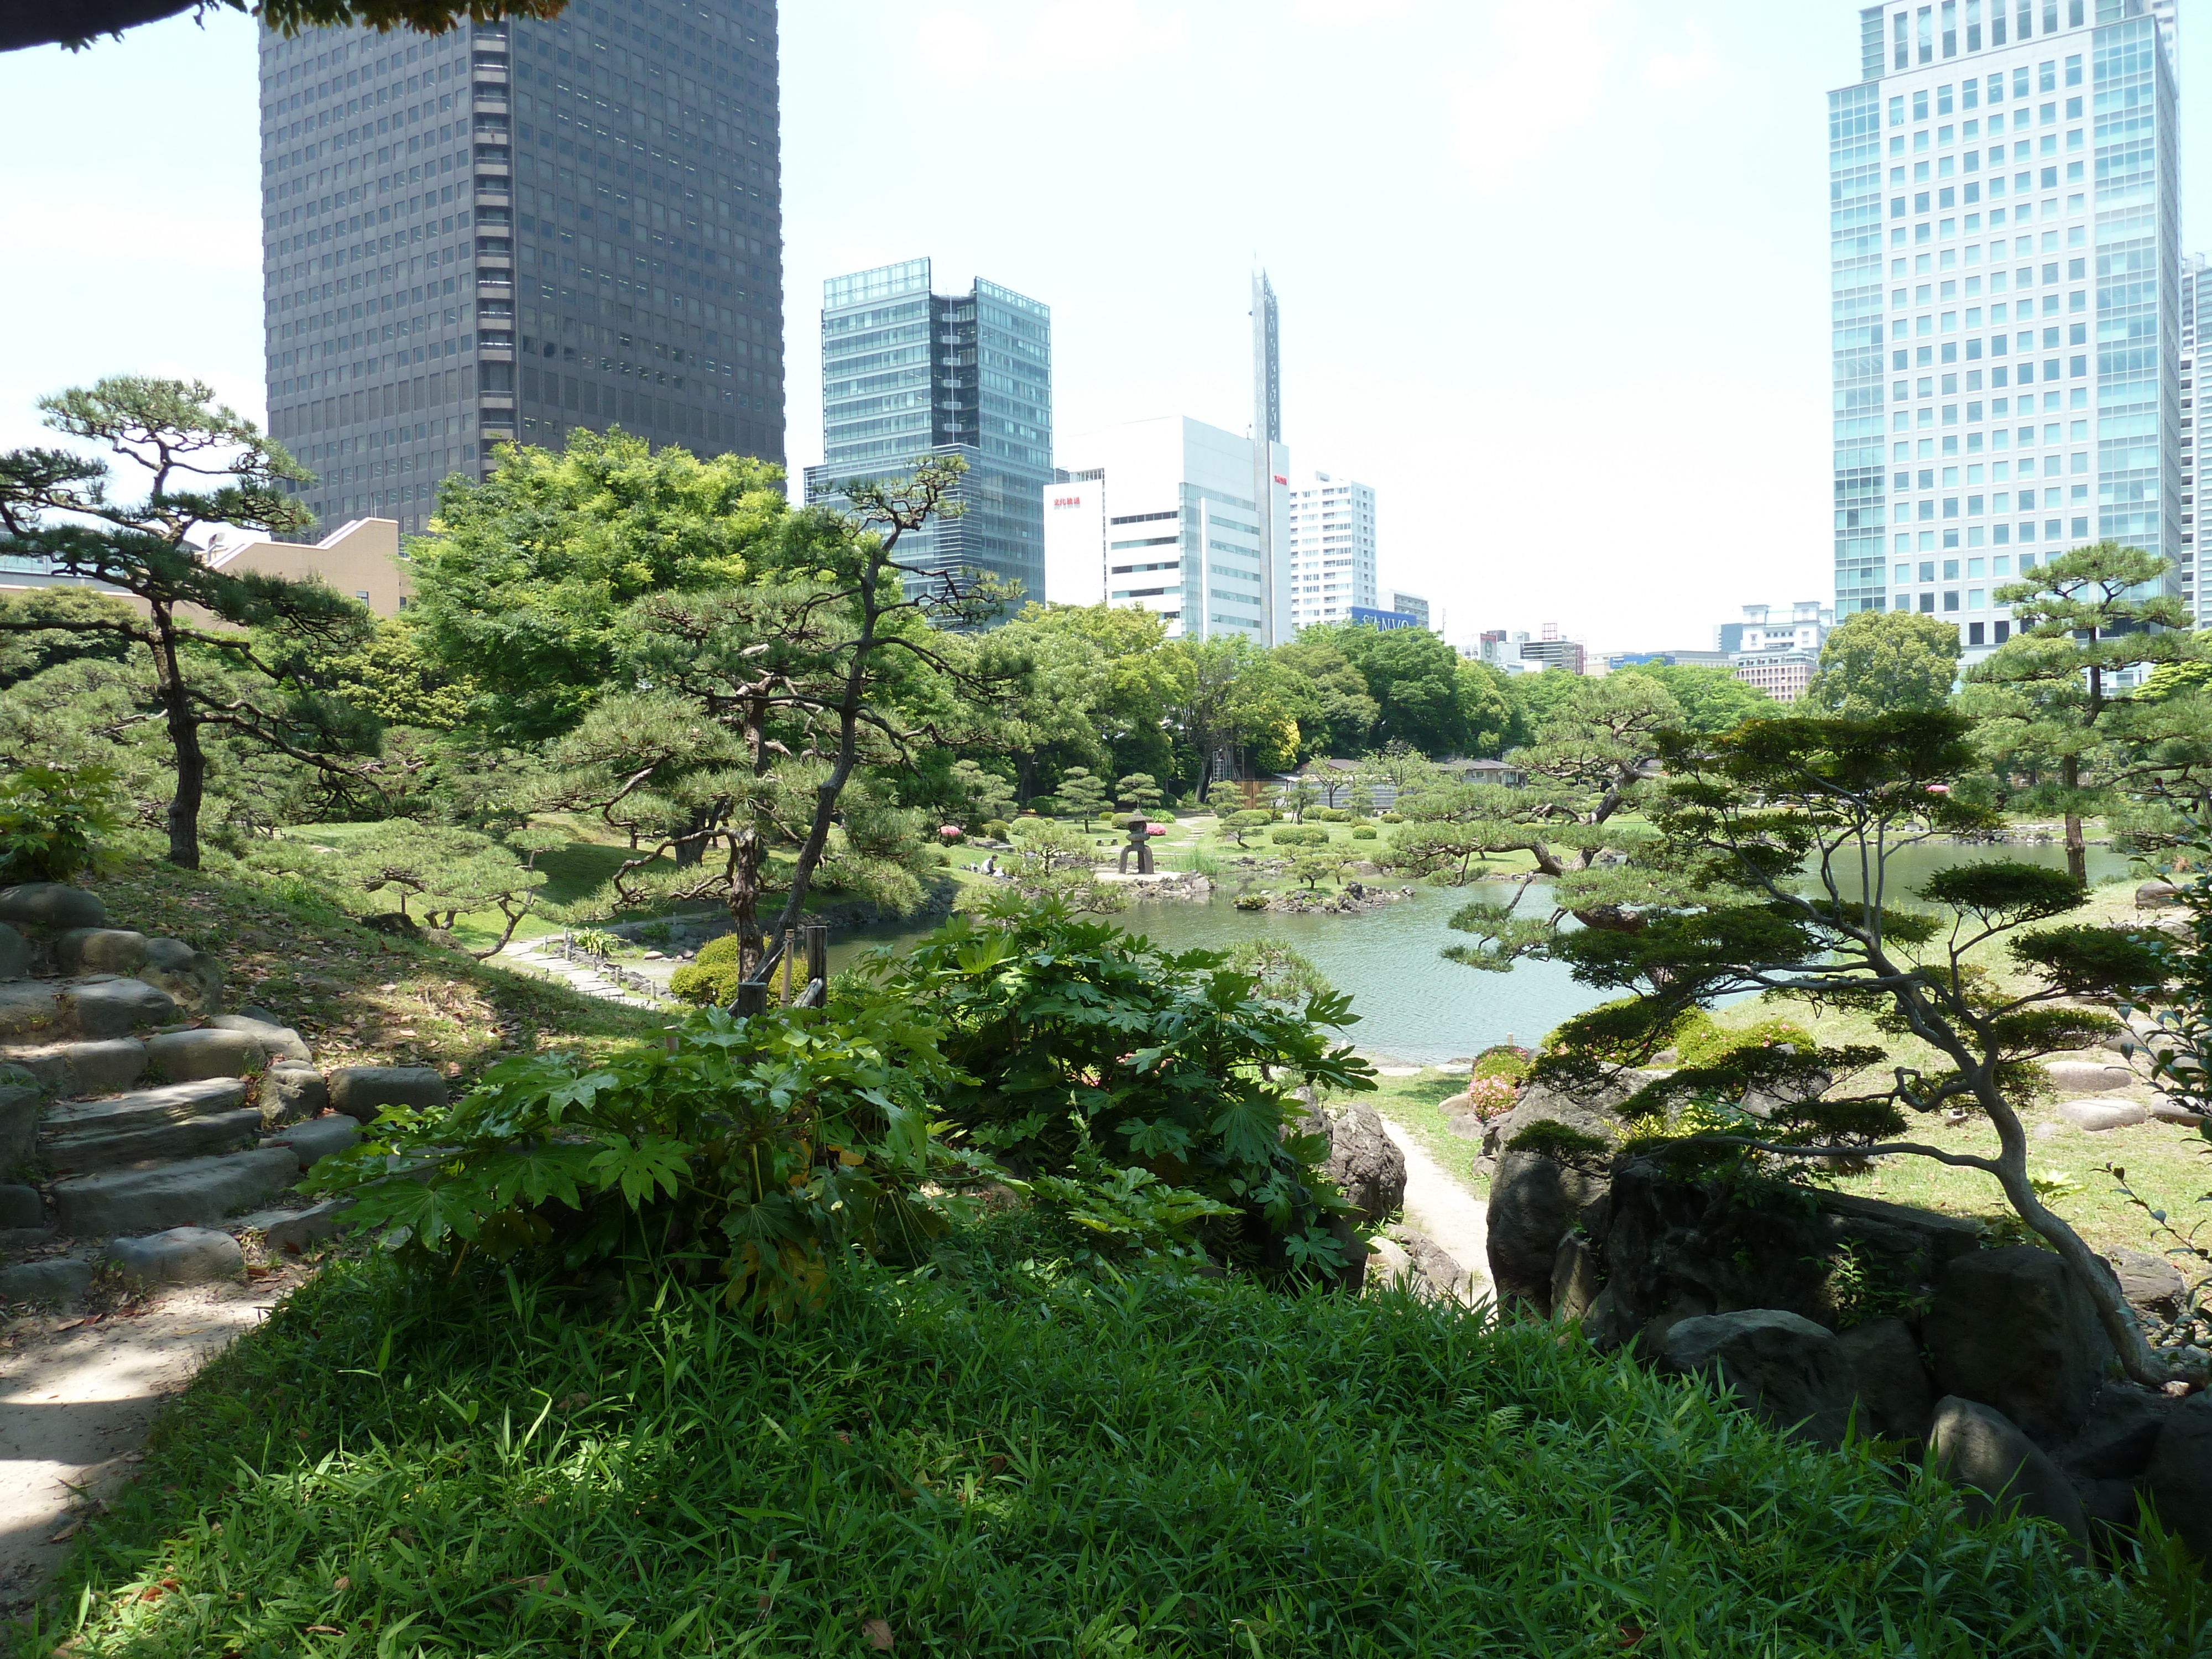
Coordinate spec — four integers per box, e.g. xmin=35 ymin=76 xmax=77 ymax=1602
xmin=259 ymin=0 xmax=784 ymax=536
xmin=804 ymin=259 xmax=1051 ymax=601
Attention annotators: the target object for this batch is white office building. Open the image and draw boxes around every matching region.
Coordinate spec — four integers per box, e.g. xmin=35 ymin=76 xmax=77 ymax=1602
xmin=1283 ymin=469 xmax=1378 ymax=629
xmin=2182 ymin=250 xmax=2209 ymax=619
xmin=1043 ymin=416 xmax=1291 ymax=643
xmin=1829 ymin=0 xmax=2182 ymax=664
xmin=1389 ymin=590 xmax=1432 ymax=630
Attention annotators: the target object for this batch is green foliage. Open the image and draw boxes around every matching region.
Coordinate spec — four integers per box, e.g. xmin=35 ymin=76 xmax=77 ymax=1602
xmin=1803 ymin=608 xmax=1963 ymax=718
xmin=1611 ymin=661 xmax=1778 ymax=733
xmin=1290 ymin=851 xmax=1347 ymax=890
xmin=1674 ymin=1014 xmax=1816 ymax=1068
xmin=947 ymin=758 xmax=1018 ymax=827
xmin=33 ymin=0 xmax=567 ymax=53
xmin=1350 ymin=823 xmax=1378 ymax=840
xmin=1115 ymin=771 xmax=1163 ymax=812
xmin=32 ymin=1249 xmax=2177 ymax=1659
xmin=1055 ymin=765 xmax=1109 ymax=826
xmin=1541 ymin=998 xmax=1703 ymax=1066
xmin=1216 ymin=809 xmax=1272 ymax=847
xmin=1503 ymin=1120 xmax=1613 ymax=1165
xmin=981 ymin=817 xmax=1011 ymax=842
xmin=881 ymin=903 xmax=1376 ymax=1277
xmin=1271 ymin=825 xmax=1331 ymax=848
xmin=0 ymin=760 xmax=121 ymax=884
xmin=310 ymin=1003 xmax=964 ymax=1319
xmin=1472 ymin=1046 xmax=1532 ymax=1084
xmin=251 ymin=821 xmax=547 ymax=954
xmin=1222 ymin=938 xmax=1338 ymax=1010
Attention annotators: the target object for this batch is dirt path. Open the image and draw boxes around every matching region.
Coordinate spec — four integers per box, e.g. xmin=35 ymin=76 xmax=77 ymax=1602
xmin=1376 ymin=1115 xmax=1493 ymax=1302
xmin=0 ymin=1270 xmax=304 ymax=1613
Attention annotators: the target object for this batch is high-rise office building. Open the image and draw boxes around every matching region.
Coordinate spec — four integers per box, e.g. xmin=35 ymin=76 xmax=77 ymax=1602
xmin=1388 ymin=590 xmax=1431 ymax=630
xmin=2182 ymin=251 xmax=2210 ymax=617
xmin=805 ymin=259 xmax=1051 ymax=601
xmin=260 ymin=0 xmax=784 ymax=536
xmin=1830 ymin=0 xmax=2182 ymax=663
xmin=1284 ymin=469 xmax=1377 ymax=628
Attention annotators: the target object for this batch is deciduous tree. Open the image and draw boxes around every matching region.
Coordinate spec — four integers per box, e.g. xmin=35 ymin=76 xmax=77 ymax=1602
xmin=1803 ymin=608 xmax=1963 ymax=719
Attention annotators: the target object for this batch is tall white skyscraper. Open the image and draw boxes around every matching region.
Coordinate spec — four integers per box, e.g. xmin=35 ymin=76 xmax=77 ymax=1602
xmin=1830 ymin=0 xmax=2182 ymax=662
xmin=1284 ymin=469 xmax=1378 ymax=628
xmin=2182 ymin=251 xmax=2209 ymax=619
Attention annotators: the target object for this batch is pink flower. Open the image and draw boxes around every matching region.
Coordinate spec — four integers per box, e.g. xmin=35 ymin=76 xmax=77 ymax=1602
xmin=940 ymin=825 xmax=963 ymax=837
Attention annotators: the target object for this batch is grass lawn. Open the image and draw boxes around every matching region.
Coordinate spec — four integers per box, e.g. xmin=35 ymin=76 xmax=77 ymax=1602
xmin=85 ymin=855 xmax=668 ymax=1076
xmin=18 ymin=1240 xmax=2188 ymax=1658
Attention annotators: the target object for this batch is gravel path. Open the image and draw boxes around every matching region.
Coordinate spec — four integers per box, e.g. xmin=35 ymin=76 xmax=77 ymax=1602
xmin=1377 ymin=1115 xmax=1493 ymax=1302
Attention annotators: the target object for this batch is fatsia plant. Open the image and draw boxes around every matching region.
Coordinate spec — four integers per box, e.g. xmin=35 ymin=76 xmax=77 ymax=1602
xmin=1467 ymin=712 xmax=2182 ymax=1384
xmin=307 ymin=1003 xmax=969 ymax=1319
xmin=880 ymin=899 xmax=1378 ymax=1280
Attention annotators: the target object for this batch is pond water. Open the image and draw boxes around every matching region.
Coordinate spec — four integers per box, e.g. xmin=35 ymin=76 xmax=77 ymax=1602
xmin=813 ymin=839 xmax=2137 ymax=1068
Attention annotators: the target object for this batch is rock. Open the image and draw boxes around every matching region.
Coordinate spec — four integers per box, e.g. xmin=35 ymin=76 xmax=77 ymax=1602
xmin=1300 ymin=1102 xmax=1405 ymax=1224
xmin=264 ymin=1114 xmax=361 ymax=1170
xmin=105 ymin=1227 xmax=244 ymax=1287
xmin=0 ymin=1183 xmax=43 ymax=1229
xmin=2104 ymin=1247 xmax=2188 ymax=1321
xmin=0 ymin=1082 xmax=38 ymax=1165
xmin=1395 ymin=1228 xmax=1477 ymax=1305
xmin=55 ymin=927 xmax=148 ymax=976
xmin=2147 ymin=1099 xmax=2206 ymax=1126
xmin=233 ymin=1005 xmax=283 ymax=1026
xmin=0 ymin=922 xmax=27 ymax=981
xmin=2044 ymin=1060 xmax=2136 ymax=1095
xmin=1366 ymin=1235 xmax=1416 ymax=1290
xmin=0 ymin=1258 xmax=93 ymax=1307
xmin=0 ymin=883 xmax=107 ymax=931
xmin=1927 ymin=1246 xmax=2114 ymax=1446
xmin=0 ymin=980 xmax=65 ymax=1040
xmin=67 ymin=977 xmax=177 ymax=1038
xmin=266 ymin=1065 xmax=328 ymax=1119
xmin=1931 ymin=1396 xmax=2090 ymax=1554
xmin=2137 ymin=880 xmax=2183 ymax=909
xmin=232 ymin=1198 xmax=356 ymax=1254
xmin=327 ymin=1065 xmax=448 ymax=1122
xmin=1580 ymin=1283 xmax=1640 ymax=1350
xmin=208 ymin=1015 xmax=312 ymax=1064
xmin=360 ymin=911 xmax=422 ymax=939
xmin=139 ymin=937 xmax=222 ymax=1016
xmin=50 ymin=1147 xmax=300 ymax=1236
xmin=2054 ymin=1381 xmax=2180 ymax=1481
xmin=1489 ymin=1149 xmax=1610 ymax=1316
xmin=2145 ymin=1396 xmax=2212 ymax=1562
xmin=2055 ymin=1099 xmax=2148 ymax=1132
xmin=143 ymin=1027 xmax=267 ymax=1083
xmin=1552 ymin=1233 xmax=1603 ymax=1323
xmin=38 ymin=1078 xmax=258 ymax=1173
xmin=55 ymin=1037 xmax=148 ymax=1095
xmin=1662 ymin=1309 xmax=1861 ymax=1448
xmin=1837 ymin=1317 xmax=1936 ymax=1445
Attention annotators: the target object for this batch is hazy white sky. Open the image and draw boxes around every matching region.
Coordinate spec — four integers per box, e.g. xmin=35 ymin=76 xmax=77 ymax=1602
xmin=2 ymin=1 xmax=2205 ymax=652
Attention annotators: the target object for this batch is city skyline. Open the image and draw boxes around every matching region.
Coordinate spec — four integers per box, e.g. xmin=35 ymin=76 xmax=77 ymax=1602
xmin=7 ymin=2 xmax=2212 ymax=651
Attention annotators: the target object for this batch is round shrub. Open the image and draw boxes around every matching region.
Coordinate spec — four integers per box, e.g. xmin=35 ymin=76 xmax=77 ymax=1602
xmin=668 ymin=934 xmax=804 ymax=1009
xmin=1676 ymin=1014 xmax=1816 ymax=1067
xmin=1472 ymin=1045 xmax=1532 ymax=1083
xmin=1380 ymin=812 xmax=1405 ymax=824
xmin=982 ymin=818 xmax=1011 ymax=842
xmin=1350 ymin=826 xmax=1378 ymax=841
xmin=1271 ymin=826 xmax=1331 ymax=849
xmin=1308 ymin=806 xmax=1351 ymax=822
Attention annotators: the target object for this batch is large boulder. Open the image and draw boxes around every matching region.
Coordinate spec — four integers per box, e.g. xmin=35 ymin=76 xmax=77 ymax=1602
xmin=1662 ymin=1309 xmax=1861 ymax=1448
xmin=67 ymin=978 xmax=178 ymax=1038
xmin=0 ymin=883 xmax=107 ymax=931
xmin=327 ymin=1065 xmax=449 ymax=1122
xmin=1483 ymin=1082 xmax=1625 ymax=1315
xmin=105 ymin=1227 xmax=244 ymax=1288
xmin=55 ymin=928 xmax=148 ymax=977
xmin=0 ymin=1080 xmax=39 ymax=1165
xmin=2055 ymin=1381 xmax=2182 ymax=1483
xmin=2145 ymin=1395 xmax=2212 ymax=1563
xmin=2103 ymin=1248 xmax=2188 ymax=1322
xmin=1927 ymin=1246 xmax=2115 ymax=1446
xmin=207 ymin=1014 xmax=312 ymax=1065
xmin=144 ymin=1027 xmax=267 ymax=1084
xmin=139 ymin=937 xmax=223 ymax=1016
xmin=1298 ymin=1101 xmax=1405 ymax=1224
xmin=1551 ymin=1234 xmax=1603 ymax=1323
xmin=1836 ymin=1317 xmax=1936 ymax=1446
xmin=1931 ymin=1396 xmax=2090 ymax=1554
xmin=2044 ymin=1060 xmax=2135 ymax=1095
xmin=2055 ymin=1099 xmax=2148 ymax=1132
xmin=0 ymin=922 xmax=27 ymax=981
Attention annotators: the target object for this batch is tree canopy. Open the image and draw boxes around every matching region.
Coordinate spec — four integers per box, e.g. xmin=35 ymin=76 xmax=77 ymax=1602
xmin=1803 ymin=608 xmax=1963 ymax=718
xmin=5 ymin=0 xmax=566 ymax=55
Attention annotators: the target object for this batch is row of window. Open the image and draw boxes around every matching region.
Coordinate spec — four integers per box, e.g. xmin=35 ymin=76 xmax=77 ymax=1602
xmin=1894 ymin=352 xmax=2088 ymax=390
xmin=1893 ymin=515 xmax=2092 ymax=550
xmin=1896 ymin=486 xmax=2088 ymax=516
xmin=1890 ymin=40 xmax=2082 ymax=97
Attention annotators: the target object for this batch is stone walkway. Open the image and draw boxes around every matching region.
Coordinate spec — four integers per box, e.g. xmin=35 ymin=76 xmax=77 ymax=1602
xmin=1377 ymin=1115 xmax=1493 ymax=1303
xmin=498 ymin=938 xmax=662 ymax=1008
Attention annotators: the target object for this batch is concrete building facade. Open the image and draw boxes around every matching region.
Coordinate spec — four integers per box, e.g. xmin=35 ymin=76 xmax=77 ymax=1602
xmin=260 ymin=0 xmax=784 ymax=538
xmin=1047 ymin=416 xmax=1290 ymax=643
xmin=1829 ymin=0 xmax=2183 ymax=661
xmin=1285 ymin=469 xmax=1377 ymax=629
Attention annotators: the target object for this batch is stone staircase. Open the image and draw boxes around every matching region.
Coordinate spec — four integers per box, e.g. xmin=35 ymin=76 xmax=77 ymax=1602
xmin=0 ymin=881 xmax=447 ymax=1302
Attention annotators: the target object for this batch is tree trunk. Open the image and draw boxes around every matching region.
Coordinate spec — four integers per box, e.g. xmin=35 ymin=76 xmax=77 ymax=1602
xmin=2061 ymin=752 xmax=2087 ymax=887
xmin=151 ymin=605 xmax=204 ymax=869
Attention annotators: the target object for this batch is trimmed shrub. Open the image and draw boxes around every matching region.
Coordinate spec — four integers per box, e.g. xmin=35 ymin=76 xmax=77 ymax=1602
xmin=1350 ymin=825 xmax=1379 ymax=841
xmin=1271 ymin=826 xmax=1331 ymax=849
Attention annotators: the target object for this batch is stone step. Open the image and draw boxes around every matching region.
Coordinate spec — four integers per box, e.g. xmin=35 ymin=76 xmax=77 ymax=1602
xmin=50 ymin=1146 xmax=300 ymax=1238
xmin=0 ymin=1036 xmax=148 ymax=1096
xmin=39 ymin=1078 xmax=258 ymax=1173
xmin=0 ymin=977 xmax=177 ymax=1043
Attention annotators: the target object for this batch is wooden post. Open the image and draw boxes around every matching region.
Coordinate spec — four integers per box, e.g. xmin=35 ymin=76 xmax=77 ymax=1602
xmin=780 ymin=928 xmax=795 ymax=1006
xmin=805 ymin=922 xmax=828 ymax=1001
xmin=733 ymin=979 xmax=766 ymax=1019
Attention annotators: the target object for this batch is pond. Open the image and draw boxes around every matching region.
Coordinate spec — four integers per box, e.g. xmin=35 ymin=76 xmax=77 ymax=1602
xmin=811 ymin=838 xmax=2140 ymax=1068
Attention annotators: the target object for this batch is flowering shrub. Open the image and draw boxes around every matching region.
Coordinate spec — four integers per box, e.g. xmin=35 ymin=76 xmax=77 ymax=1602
xmin=1464 ymin=1072 xmax=1519 ymax=1121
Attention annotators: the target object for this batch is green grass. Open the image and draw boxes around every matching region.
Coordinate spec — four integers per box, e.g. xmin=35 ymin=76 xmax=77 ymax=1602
xmin=20 ymin=1239 xmax=2199 ymax=1658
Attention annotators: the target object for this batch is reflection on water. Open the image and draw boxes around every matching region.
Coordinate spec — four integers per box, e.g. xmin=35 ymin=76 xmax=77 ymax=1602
xmin=820 ymin=838 xmax=2139 ymax=1069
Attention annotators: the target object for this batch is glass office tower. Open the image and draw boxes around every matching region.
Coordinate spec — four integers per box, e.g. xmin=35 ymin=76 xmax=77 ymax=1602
xmin=260 ymin=0 xmax=784 ymax=536
xmin=804 ymin=259 xmax=1051 ymax=602
xmin=1830 ymin=0 xmax=2180 ymax=662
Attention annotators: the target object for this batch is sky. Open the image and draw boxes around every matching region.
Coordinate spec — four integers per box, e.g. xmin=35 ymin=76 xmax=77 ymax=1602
xmin=2 ymin=1 xmax=2206 ymax=655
